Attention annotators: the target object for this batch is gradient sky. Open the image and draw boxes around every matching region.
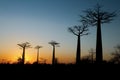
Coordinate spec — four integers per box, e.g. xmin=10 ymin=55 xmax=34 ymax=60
xmin=0 ymin=0 xmax=120 ymax=64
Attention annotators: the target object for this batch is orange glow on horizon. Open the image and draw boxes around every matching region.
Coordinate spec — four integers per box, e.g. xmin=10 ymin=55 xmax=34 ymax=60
xmin=0 ymin=49 xmax=76 ymax=64
xmin=0 ymin=51 xmax=112 ymax=64
xmin=0 ymin=44 xmax=112 ymax=64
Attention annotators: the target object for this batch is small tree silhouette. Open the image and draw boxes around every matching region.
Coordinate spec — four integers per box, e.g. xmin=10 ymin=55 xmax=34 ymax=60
xmin=80 ymin=4 xmax=116 ymax=63
xmin=17 ymin=42 xmax=31 ymax=64
xmin=89 ymin=48 xmax=96 ymax=63
xmin=17 ymin=57 xmax=22 ymax=64
xmin=40 ymin=58 xmax=47 ymax=64
xmin=49 ymin=40 xmax=60 ymax=65
xmin=35 ymin=45 xmax=43 ymax=64
xmin=110 ymin=44 xmax=120 ymax=64
xmin=68 ymin=21 xmax=89 ymax=64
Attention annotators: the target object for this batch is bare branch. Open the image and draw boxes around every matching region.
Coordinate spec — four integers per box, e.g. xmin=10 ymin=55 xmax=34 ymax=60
xmin=48 ymin=40 xmax=60 ymax=47
xmin=17 ymin=42 xmax=31 ymax=48
xmin=101 ymin=11 xmax=117 ymax=23
xmin=35 ymin=45 xmax=43 ymax=49
xmin=17 ymin=44 xmax=24 ymax=48
xmin=80 ymin=21 xmax=89 ymax=34
xmin=74 ymin=25 xmax=81 ymax=31
xmin=68 ymin=27 xmax=78 ymax=36
xmin=80 ymin=33 xmax=89 ymax=36
xmin=68 ymin=21 xmax=89 ymax=37
xmin=80 ymin=4 xmax=117 ymax=26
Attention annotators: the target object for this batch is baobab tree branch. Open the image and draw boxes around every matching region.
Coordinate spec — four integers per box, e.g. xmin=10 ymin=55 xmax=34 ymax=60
xmin=80 ymin=28 xmax=88 ymax=34
xmin=84 ymin=9 xmax=98 ymax=20
xmin=26 ymin=45 xmax=32 ymax=48
xmin=48 ymin=40 xmax=60 ymax=47
xmin=80 ymin=33 xmax=89 ymax=36
xmin=81 ymin=4 xmax=117 ymax=26
xmin=74 ymin=25 xmax=80 ymax=31
xmin=17 ymin=44 xmax=24 ymax=48
xmin=101 ymin=11 xmax=117 ymax=23
xmin=80 ymin=15 xmax=97 ymax=26
xmin=80 ymin=23 xmax=89 ymax=34
xmin=68 ymin=27 xmax=79 ymax=36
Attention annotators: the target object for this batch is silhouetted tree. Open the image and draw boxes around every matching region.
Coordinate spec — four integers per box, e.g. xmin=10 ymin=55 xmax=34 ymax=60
xmin=17 ymin=57 xmax=22 ymax=64
xmin=81 ymin=55 xmax=92 ymax=64
xmin=89 ymin=48 xmax=96 ymax=63
xmin=110 ymin=44 xmax=120 ymax=64
xmin=68 ymin=21 xmax=89 ymax=64
xmin=49 ymin=40 xmax=60 ymax=65
xmin=17 ymin=42 xmax=31 ymax=64
xmin=80 ymin=4 xmax=116 ymax=63
xmin=40 ymin=58 xmax=47 ymax=64
xmin=35 ymin=45 xmax=43 ymax=64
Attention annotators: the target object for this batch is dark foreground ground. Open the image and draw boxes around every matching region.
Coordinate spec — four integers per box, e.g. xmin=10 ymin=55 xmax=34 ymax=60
xmin=0 ymin=64 xmax=120 ymax=79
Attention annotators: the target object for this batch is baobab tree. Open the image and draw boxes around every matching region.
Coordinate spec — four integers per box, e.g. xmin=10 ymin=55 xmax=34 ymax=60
xmin=35 ymin=45 xmax=43 ymax=64
xmin=17 ymin=42 xmax=31 ymax=64
xmin=48 ymin=40 xmax=60 ymax=65
xmin=80 ymin=4 xmax=116 ymax=63
xmin=68 ymin=21 xmax=89 ymax=64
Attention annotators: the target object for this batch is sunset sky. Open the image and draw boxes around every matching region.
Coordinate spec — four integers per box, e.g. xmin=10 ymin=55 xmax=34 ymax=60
xmin=0 ymin=0 xmax=120 ymax=64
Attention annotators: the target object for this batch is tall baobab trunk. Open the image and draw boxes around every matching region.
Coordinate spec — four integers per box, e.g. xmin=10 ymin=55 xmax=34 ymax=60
xmin=96 ymin=19 xmax=103 ymax=63
xmin=52 ymin=45 xmax=55 ymax=65
xmin=22 ymin=47 xmax=25 ymax=64
xmin=76 ymin=35 xmax=80 ymax=64
xmin=37 ymin=49 xmax=39 ymax=64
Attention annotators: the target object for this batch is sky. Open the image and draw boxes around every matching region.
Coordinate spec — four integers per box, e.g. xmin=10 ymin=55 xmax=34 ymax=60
xmin=0 ymin=0 xmax=120 ymax=64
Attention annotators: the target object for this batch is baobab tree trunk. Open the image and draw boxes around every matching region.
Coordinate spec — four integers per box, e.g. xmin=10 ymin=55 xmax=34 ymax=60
xmin=52 ymin=46 xmax=55 ymax=65
xmin=37 ymin=49 xmax=39 ymax=64
xmin=22 ymin=47 xmax=25 ymax=64
xmin=96 ymin=19 xmax=103 ymax=63
xmin=76 ymin=35 xmax=80 ymax=64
